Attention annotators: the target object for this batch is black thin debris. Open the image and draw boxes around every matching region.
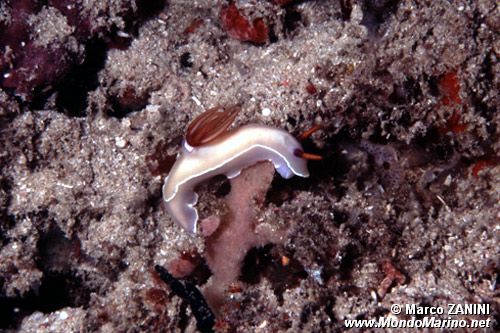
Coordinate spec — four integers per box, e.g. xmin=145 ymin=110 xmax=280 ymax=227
xmin=154 ymin=265 xmax=215 ymax=333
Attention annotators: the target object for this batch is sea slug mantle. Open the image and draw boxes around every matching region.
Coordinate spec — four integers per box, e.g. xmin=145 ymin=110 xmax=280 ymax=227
xmin=162 ymin=107 xmax=312 ymax=234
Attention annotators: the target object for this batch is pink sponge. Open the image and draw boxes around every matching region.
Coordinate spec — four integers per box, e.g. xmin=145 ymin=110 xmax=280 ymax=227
xmin=203 ymin=162 xmax=286 ymax=311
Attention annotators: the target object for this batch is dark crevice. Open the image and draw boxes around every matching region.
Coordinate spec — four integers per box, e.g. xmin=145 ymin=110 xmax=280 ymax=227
xmin=240 ymin=244 xmax=275 ymax=285
xmin=37 ymin=224 xmax=82 ymax=273
xmin=388 ymin=77 xmax=423 ymax=105
xmin=414 ymin=128 xmax=455 ymax=162
xmin=339 ymin=0 xmax=353 ymax=21
xmin=299 ymin=302 xmax=320 ymax=326
xmin=55 ymin=39 xmax=107 ymax=117
xmin=214 ymin=177 xmax=231 ymax=197
xmin=266 ymin=136 xmax=350 ymax=206
xmin=268 ymin=23 xmax=279 ymax=44
xmin=0 ymin=272 xmax=89 ymax=330
xmin=360 ymin=0 xmax=400 ymax=33
xmin=367 ymin=123 xmax=389 ymax=144
xmin=283 ymin=8 xmax=303 ymax=36
xmin=137 ymin=0 xmax=167 ymax=23
xmin=180 ymin=52 xmax=194 ymax=68
xmin=0 ymin=223 xmax=90 ymax=329
xmin=0 ymin=177 xmax=14 ymax=246
xmin=336 ymin=243 xmax=360 ymax=280
xmin=240 ymin=245 xmax=308 ymax=305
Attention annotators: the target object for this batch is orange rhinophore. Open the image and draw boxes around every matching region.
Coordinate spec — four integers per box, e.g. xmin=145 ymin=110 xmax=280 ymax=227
xmin=296 ymin=124 xmax=323 ymax=160
xmin=294 ymin=149 xmax=323 ymax=161
xmin=297 ymin=124 xmax=322 ymax=141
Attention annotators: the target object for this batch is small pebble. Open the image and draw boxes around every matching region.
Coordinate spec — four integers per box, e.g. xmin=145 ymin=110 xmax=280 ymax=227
xmin=115 ymin=137 xmax=127 ymax=148
xmin=59 ymin=311 xmax=68 ymax=320
xmin=261 ymin=107 xmax=271 ymax=116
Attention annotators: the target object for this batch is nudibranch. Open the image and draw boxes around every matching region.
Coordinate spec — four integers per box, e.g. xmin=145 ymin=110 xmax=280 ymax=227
xmin=162 ymin=106 xmax=319 ymax=234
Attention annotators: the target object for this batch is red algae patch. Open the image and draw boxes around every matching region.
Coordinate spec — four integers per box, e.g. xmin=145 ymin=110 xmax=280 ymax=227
xmin=183 ymin=18 xmax=204 ymax=35
xmin=439 ymin=71 xmax=462 ymax=106
xmin=471 ymin=157 xmax=498 ymax=177
xmin=377 ymin=260 xmax=406 ymax=299
xmin=437 ymin=71 xmax=467 ymax=134
xmin=220 ymin=2 xmax=269 ymax=44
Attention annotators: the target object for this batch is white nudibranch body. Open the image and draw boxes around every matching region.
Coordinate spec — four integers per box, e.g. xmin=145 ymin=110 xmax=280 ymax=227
xmin=162 ymin=124 xmax=309 ymax=234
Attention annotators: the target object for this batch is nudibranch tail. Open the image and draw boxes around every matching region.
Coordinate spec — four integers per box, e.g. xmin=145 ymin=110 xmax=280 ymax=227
xmin=163 ymin=185 xmax=199 ymax=234
xmin=186 ymin=105 xmax=240 ymax=147
xmin=275 ymin=163 xmax=296 ymax=179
